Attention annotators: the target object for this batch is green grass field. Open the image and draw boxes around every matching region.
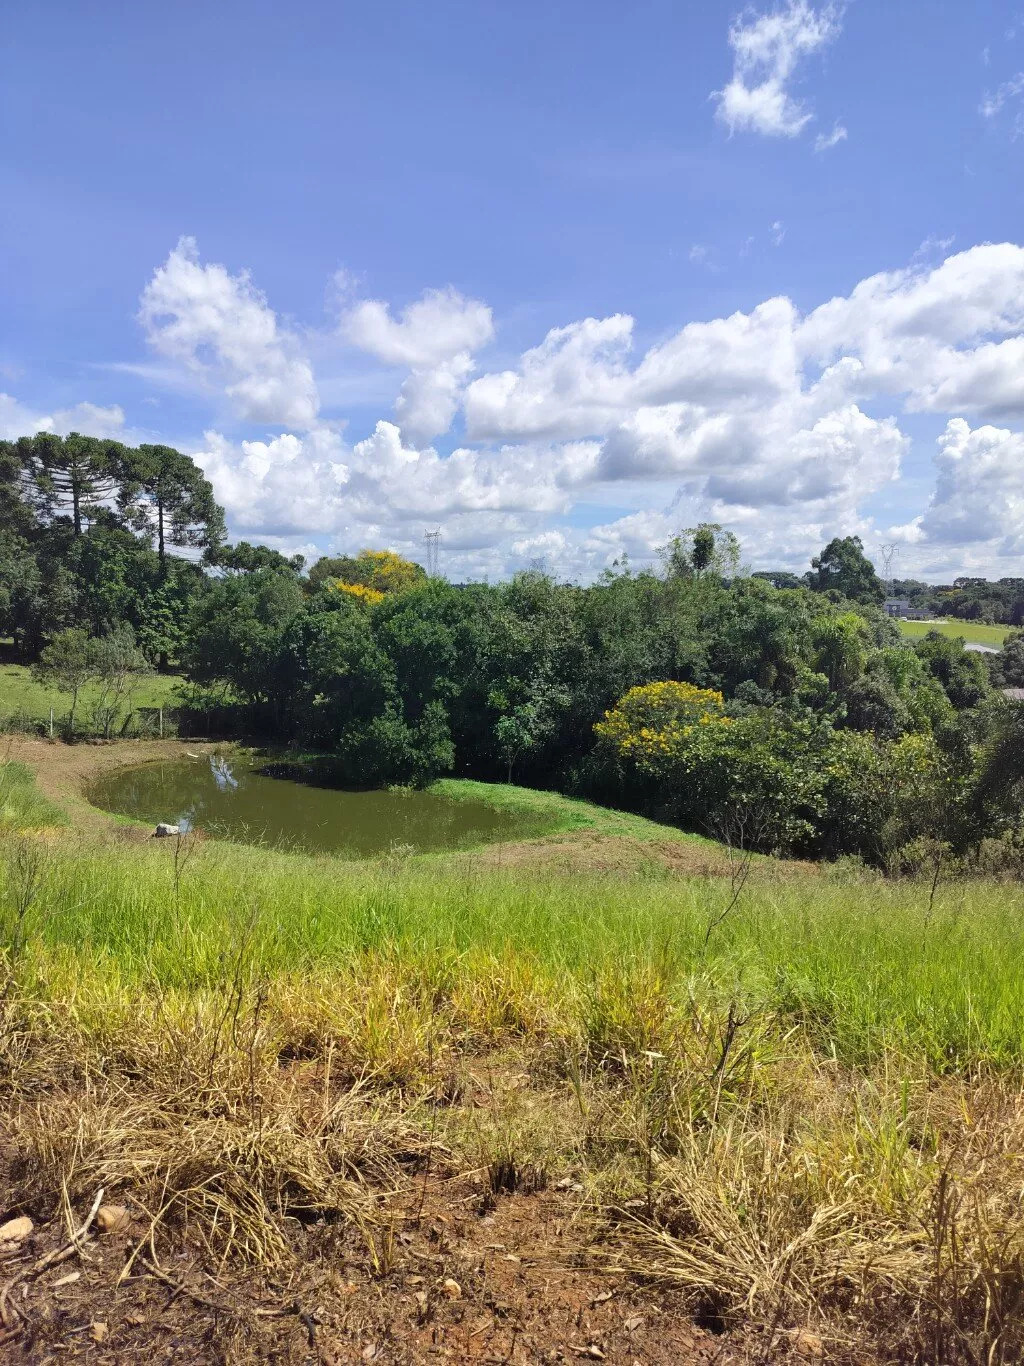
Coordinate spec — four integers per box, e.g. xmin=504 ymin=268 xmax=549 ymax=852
xmin=897 ymin=617 xmax=1013 ymax=648
xmin=3 ymin=757 xmax=1024 ymax=1358
xmin=0 ymin=661 xmax=183 ymax=732
xmin=0 ymin=759 xmax=67 ymax=829
xmin=12 ymin=830 xmax=1022 ymax=1070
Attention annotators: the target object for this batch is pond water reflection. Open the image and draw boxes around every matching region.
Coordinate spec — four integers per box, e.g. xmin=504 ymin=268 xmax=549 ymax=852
xmin=88 ymin=753 xmax=554 ymax=857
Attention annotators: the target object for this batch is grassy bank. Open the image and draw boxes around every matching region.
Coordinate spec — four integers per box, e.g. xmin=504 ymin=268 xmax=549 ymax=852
xmin=432 ymin=775 xmax=726 ymax=845
xmin=897 ymin=618 xmax=1012 ymax=648
xmin=3 ymin=759 xmax=1024 ymax=1360
xmin=0 ymin=759 xmax=67 ymax=830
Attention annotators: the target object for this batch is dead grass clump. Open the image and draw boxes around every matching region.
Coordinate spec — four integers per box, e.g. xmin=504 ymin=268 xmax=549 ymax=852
xmin=613 ymin=1069 xmax=1024 ymax=1363
xmin=1 ymin=982 xmax=433 ymax=1271
xmin=9 ymin=1076 xmax=417 ymax=1268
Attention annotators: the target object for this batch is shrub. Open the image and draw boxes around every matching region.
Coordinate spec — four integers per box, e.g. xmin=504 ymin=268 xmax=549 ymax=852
xmin=594 ymin=681 xmax=730 ymax=771
xmin=597 ymin=681 xmax=956 ymax=862
xmin=596 ymin=684 xmax=832 ymax=853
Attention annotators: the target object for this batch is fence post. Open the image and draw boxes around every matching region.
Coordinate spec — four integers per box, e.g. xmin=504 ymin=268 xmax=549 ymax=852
xmin=49 ymin=706 xmax=54 ymax=740
xmin=159 ymin=707 xmax=164 ymax=739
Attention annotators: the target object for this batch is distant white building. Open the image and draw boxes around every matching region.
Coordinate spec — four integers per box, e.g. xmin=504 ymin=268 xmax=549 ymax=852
xmin=884 ymin=598 xmax=930 ymax=619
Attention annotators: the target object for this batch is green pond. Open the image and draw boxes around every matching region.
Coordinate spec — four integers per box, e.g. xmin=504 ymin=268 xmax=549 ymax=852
xmin=88 ymin=754 xmax=555 ymax=857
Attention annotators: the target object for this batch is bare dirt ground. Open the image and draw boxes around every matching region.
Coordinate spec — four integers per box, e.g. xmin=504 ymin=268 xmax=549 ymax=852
xmin=0 ymin=1171 xmax=760 ymax=1365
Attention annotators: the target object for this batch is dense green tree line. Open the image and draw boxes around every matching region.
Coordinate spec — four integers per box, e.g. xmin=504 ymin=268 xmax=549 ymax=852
xmin=178 ymin=530 xmax=1020 ymax=863
xmin=2 ymin=433 xmax=1022 ymax=864
xmin=757 ymin=543 xmax=1024 ymax=627
xmin=883 ymin=575 xmax=1023 ymax=624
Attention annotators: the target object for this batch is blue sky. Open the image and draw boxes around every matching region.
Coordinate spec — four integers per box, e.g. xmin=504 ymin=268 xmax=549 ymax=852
xmin=4 ymin=0 xmax=1024 ymax=580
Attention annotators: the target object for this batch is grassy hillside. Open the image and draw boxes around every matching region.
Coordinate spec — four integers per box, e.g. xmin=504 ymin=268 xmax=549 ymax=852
xmin=897 ymin=617 xmax=1012 ymax=648
xmin=432 ymin=775 xmax=727 ymax=846
xmin=2 ymin=746 xmax=1023 ymax=1360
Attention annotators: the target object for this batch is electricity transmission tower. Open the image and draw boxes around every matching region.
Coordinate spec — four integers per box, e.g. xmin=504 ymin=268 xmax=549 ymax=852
xmin=423 ymin=529 xmax=441 ymax=578
xmin=879 ymin=542 xmax=899 ymax=597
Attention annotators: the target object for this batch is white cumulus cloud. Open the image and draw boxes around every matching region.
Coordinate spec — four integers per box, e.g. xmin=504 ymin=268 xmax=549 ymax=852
xmin=342 ymin=287 xmax=493 ymax=369
xmin=913 ymin=418 xmax=1024 ymax=554
xmin=0 ymin=395 xmax=127 ymax=441
xmin=799 ymin=243 xmax=1024 ymax=417
xmin=464 ymin=315 xmax=636 ymax=441
xmin=106 ymin=237 xmax=1024 ymax=580
xmin=139 ymin=238 xmax=320 ymax=430
xmin=192 ymin=419 xmax=600 ymax=573
xmin=714 ymin=0 xmax=843 ymax=138
xmin=342 ymin=287 xmax=494 ymax=443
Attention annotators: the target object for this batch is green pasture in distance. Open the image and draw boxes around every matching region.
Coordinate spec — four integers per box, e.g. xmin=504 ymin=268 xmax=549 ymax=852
xmin=0 ymin=662 xmax=183 ymax=726
xmin=896 ymin=618 xmax=1012 ymax=649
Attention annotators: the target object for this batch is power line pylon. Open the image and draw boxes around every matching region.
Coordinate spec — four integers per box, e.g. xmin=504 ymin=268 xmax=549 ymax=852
xmin=424 ymin=529 xmax=441 ymax=578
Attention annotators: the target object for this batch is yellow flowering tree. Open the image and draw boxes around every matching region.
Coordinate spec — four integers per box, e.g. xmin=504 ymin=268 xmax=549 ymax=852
xmin=309 ymin=548 xmax=425 ymax=601
xmin=594 ymin=680 xmax=731 ymax=777
xmin=595 ymin=678 xmax=953 ymax=859
xmin=330 ymin=581 xmax=385 ymax=606
xmin=595 ymin=680 xmax=840 ymax=852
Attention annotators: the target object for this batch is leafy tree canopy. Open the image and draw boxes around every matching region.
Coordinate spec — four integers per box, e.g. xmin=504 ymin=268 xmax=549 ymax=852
xmin=6 ymin=432 xmax=126 ymax=536
xmin=661 ymin=523 xmax=741 ymax=581
xmin=808 ymin=536 xmax=885 ymax=605
xmin=206 ymin=540 xmax=305 ymax=577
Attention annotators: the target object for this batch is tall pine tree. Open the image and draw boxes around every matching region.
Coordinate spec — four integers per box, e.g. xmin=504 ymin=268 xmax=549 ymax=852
xmin=120 ymin=444 xmax=225 ymax=572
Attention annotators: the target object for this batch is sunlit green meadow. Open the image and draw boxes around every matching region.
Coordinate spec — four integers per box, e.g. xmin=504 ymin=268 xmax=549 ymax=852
xmin=8 ymin=828 xmax=1024 ymax=1071
xmin=0 ymin=660 xmax=183 ymax=734
xmin=897 ymin=617 xmax=1013 ymax=648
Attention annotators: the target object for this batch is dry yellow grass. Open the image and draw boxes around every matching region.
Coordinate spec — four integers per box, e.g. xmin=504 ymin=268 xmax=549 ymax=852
xmin=4 ymin=749 xmax=1024 ymax=1359
xmin=4 ymin=957 xmax=1024 ymax=1361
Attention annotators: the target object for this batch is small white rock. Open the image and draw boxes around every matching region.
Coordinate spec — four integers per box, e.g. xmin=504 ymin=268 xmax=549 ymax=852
xmin=96 ymin=1204 xmax=128 ymax=1234
xmin=0 ymin=1215 xmax=33 ymax=1244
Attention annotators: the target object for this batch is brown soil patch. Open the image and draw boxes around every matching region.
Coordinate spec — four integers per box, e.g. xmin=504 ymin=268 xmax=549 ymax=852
xmin=473 ymin=830 xmax=815 ymax=880
xmin=0 ymin=1175 xmax=762 ymax=1364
